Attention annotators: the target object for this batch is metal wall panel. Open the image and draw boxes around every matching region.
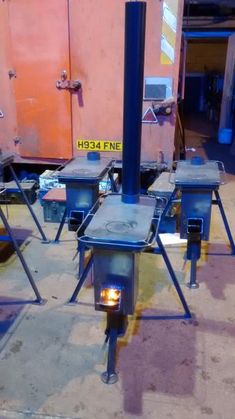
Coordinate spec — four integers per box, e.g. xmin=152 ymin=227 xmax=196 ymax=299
xmin=0 ymin=1 xmax=18 ymax=154
xmin=8 ymin=0 xmax=72 ymax=159
xmin=1 ymin=0 xmax=184 ymax=163
xmin=69 ymin=0 xmax=184 ymax=163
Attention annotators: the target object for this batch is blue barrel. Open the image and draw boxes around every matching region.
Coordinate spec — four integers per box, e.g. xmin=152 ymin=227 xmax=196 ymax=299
xmin=218 ymin=128 xmax=233 ymax=144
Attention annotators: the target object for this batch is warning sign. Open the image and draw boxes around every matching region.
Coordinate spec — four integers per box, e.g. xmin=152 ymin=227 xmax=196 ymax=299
xmin=142 ymin=107 xmax=158 ymax=124
xmin=77 ymin=140 xmax=122 ymax=152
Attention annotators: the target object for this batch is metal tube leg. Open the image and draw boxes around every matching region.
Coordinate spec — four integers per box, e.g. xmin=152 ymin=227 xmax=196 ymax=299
xmin=0 ymin=207 xmax=43 ymax=303
xmin=9 ymin=165 xmax=49 ymax=243
xmin=69 ymin=254 xmax=93 ymax=303
xmin=160 ymin=188 xmax=178 ymax=220
xmin=186 ymin=257 xmax=199 ymax=289
xmin=214 ymin=190 xmax=235 ymax=254
xmin=53 ymin=208 xmax=67 ymax=243
xmin=108 ymin=170 xmax=118 ymax=193
xmin=101 ymin=327 xmax=118 ymax=384
xmin=156 ymin=235 xmax=192 ymax=318
xmin=78 ymin=245 xmax=86 ymax=279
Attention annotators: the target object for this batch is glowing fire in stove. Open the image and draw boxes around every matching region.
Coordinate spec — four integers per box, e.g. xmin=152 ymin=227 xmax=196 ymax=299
xmin=100 ymin=287 xmax=121 ymax=308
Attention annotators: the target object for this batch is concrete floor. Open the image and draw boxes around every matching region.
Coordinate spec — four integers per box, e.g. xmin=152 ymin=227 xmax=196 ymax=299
xmin=0 ymin=123 xmax=235 ymax=418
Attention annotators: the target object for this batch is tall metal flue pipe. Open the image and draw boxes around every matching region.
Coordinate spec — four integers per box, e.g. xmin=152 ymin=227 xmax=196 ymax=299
xmin=121 ymin=1 xmax=146 ymax=204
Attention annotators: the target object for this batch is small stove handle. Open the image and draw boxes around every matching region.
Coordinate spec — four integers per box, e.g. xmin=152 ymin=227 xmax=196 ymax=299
xmin=169 ymin=163 xmax=176 ymax=185
xmin=146 ymin=216 xmax=161 ymax=247
xmin=78 ymin=214 xmax=161 ymax=250
xmin=216 ymin=160 xmax=226 ymax=185
xmin=78 ymin=235 xmax=154 ymax=251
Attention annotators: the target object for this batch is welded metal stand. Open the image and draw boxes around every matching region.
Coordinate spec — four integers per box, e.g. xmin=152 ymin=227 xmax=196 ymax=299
xmin=185 ymin=238 xmax=201 ymax=289
xmin=144 ymin=234 xmax=192 ymax=320
xmin=185 ymin=189 xmax=235 ymax=288
xmin=69 ymin=233 xmax=192 ymax=317
xmin=53 ymin=207 xmax=67 ymax=243
xmin=159 ymin=188 xmax=178 ymax=222
xmin=164 ymin=189 xmax=235 ymax=253
xmin=99 ymin=233 xmax=192 ymax=384
xmin=185 ymin=220 xmax=202 ymax=289
xmin=0 ymin=206 xmax=43 ymax=304
xmin=213 ymin=189 xmax=235 ymax=254
xmin=69 ymin=231 xmax=191 ymax=384
xmin=187 ymin=257 xmax=199 ymax=289
xmin=101 ymin=327 xmax=118 ymax=384
xmin=101 ymin=313 xmax=127 ymax=384
xmin=160 ymin=187 xmax=235 ymax=289
xmin=9 ymin=165 xmax=49 ymax=243
xmin=69 ymin=252 xmax=94 ymax=303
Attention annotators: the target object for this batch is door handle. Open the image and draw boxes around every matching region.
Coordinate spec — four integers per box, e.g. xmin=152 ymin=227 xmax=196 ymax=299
xmin=56 ymin=70 xmax=82 ymax=93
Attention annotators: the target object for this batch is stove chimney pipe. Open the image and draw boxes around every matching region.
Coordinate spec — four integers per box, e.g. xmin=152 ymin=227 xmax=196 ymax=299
xmin=121 ymin=1 xmax=146 ymax=204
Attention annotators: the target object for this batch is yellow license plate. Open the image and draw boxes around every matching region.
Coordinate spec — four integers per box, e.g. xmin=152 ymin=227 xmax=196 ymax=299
xmin=77 ymin=140 xmax=122 ymax=152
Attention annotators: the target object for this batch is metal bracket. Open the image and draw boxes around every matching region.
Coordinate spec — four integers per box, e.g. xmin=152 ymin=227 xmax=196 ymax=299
xmin=152 ymin=97 xmax=175 ymax=116
xmin=13 ymin=136 xmax=22 ymax=145
xmin=56 ymin=70 xmax=81 ymax=93
xmin=8 ymin=69 xmax=17 ymax=79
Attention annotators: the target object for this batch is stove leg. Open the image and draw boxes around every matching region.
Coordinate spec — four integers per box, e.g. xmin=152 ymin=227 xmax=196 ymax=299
xmin=101 ymin=327 xmax=118 ymax=384
xmin=186 ymin=257 xmax=199 ymax=289
xmin=53 ymin=208 xmax=67 ymax=243
xmin=185 ymin=228 xmax=201 ymax=289
xmin=156 ymin=235 xmax=192 ymax=318
xmin=78 ymin=244 xmax=86 ymax=279
xmin=9 ymin=165 xmax=49 ymax=243
xmin=108 ymin=168 xmax=118 ymax=193
xmin=101 ymin=313 xmax=127 ymax=384
xmin=69 ymin=253 xmax=93 ymax=303
xmin=0 ymin=207 xmax=43 ymax=303
xmin=214 ymin=190 xmax=235 ymax=254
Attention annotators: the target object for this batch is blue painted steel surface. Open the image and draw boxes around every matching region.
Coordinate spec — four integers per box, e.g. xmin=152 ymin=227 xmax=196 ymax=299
xmin=184 ymin=31 xmax=234 ymax=39
xmin=87 ymin=151 xmax=101 ymax=161
xmin=122 ymin=1 xmax=146 ymax=204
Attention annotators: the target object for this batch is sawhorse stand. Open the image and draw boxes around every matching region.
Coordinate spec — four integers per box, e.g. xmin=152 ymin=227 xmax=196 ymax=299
xmin=0 ymin=203 xmax=43 ymax=303
xmin=0 ymin=152 xmax=48 ymax=303
xmin=0 ymin=152 xmax=48 ymax=243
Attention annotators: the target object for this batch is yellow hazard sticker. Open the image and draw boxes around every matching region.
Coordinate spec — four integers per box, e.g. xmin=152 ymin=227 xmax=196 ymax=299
xmin=77 ymin=139 xmax=122 ymax=152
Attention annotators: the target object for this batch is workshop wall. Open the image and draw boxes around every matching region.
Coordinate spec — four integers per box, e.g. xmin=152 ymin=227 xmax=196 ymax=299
xmin=0 ymin=0 xmax=184 ymax=164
